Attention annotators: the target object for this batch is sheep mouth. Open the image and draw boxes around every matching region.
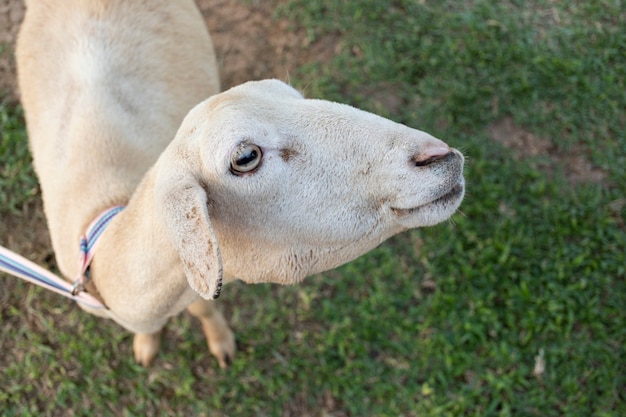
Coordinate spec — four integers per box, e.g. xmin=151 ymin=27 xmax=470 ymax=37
xmin=391 ymin=182 xmax=464 ymax=217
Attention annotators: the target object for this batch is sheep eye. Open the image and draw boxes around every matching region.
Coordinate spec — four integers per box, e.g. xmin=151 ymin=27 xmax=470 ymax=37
xmin=230 ymin=143 xmax=262 ymax=174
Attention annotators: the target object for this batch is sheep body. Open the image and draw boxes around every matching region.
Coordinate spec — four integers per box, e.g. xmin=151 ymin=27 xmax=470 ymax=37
xmin=16 ymin=0 xmax=464 ymax=367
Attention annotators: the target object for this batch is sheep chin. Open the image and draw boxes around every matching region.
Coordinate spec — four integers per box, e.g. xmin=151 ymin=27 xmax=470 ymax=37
xmin=391 ymin=181 xmax=464 ymax=227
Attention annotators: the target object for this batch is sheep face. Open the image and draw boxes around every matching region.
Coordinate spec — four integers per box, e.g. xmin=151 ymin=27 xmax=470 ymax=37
xmin=161 ymin=79 xmax=464 ymax=295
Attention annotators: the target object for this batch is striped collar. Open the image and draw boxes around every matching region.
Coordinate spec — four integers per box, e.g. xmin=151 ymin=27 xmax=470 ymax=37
xmin=0 ymin=206 xmax=124 ymax=310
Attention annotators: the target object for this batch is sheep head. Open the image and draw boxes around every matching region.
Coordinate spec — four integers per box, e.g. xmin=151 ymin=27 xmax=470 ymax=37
xmin=157 ymin=79 xmax=464 ymax=299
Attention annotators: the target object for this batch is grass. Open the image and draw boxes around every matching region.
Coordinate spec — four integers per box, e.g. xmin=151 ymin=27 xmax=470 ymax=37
xmin=1 ymin=0 xmax=625 ymax=415
xmin=0 ymin=104 xmax=38 ymax=215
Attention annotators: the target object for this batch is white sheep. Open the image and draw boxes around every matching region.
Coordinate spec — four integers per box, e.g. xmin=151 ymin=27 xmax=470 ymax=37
xmin=16 ymin=0 xmax=464 ymax=367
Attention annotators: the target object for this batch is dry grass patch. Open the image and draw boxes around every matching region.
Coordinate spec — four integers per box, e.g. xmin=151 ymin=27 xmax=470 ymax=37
xmin=488 ymin=116 xmax=608 ymax=186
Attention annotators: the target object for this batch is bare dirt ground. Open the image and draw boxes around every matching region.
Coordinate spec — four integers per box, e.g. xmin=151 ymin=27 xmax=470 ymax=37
xmin=488 ymin=116 xmax=608 ymax=185
xmin=0 ymin=0 xmax=24 ymax=102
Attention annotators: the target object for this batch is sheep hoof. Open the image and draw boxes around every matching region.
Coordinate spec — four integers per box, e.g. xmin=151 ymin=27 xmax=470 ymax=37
xmin=133 ymin=331 xmax=161 ymax=367
xmin=207 ymin=327 xmax=236 ymax=369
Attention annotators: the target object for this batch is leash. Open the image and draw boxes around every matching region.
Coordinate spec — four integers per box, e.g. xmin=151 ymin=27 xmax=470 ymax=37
xmin=0 ymin=206 xmax=125 ymax=310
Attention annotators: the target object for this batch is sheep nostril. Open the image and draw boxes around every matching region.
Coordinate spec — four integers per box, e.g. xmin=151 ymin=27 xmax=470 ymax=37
xmin=412 ymin=147 xmax=452 ymax=167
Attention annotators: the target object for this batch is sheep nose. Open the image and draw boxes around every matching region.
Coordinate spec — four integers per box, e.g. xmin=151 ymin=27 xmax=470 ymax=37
xmin=412 ymin=146 xmax=452 ymax=167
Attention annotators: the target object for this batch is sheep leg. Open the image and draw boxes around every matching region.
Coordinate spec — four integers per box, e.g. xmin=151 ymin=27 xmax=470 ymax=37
xmin=133 ymin=331 xmax=162 ymax=367
xmin=187 ymin=298 xmax=235 ymax=368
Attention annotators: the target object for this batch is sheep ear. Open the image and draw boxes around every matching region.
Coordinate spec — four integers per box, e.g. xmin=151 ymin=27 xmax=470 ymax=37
xmin=158 ymin=173 xmax=223 ymax=300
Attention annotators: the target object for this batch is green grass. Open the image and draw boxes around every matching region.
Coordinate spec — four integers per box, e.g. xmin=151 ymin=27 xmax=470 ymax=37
xmin=2 ymin=0 xmax=625 ymax=415
xmin=0 ymin=105 xmax=38 ymax=215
